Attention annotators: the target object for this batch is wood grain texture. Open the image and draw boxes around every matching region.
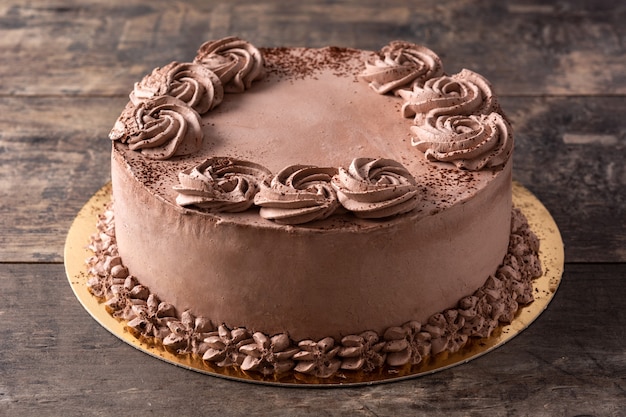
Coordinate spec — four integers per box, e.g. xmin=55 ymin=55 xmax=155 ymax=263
xmin=0 ymin=0 xmax=624 ymax=414
xmin=503 ymin=95 xmax=626 ymax=263
xmin=0 ymin=97 xmax=122 ymax=262
xmin=0 ymin=263 xmax=623 ymax=416
xmin=0 ymin=0 xmax=624 ymax=96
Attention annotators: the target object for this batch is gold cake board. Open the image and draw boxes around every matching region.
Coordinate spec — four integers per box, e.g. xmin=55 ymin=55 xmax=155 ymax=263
xmin=64 ymin=181 xmax=564 ymax=387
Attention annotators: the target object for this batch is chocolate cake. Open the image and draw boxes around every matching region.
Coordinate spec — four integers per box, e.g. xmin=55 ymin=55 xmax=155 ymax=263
xmin=87 ymin=37 xmax=542 ymax=379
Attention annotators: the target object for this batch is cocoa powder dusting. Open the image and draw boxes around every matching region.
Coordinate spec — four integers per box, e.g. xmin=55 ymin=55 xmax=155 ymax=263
xmin=260 ymin=47 xmax=365 ymax=81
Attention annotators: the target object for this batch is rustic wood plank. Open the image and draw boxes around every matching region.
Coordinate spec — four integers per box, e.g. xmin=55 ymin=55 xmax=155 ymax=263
xmin=1 ymin=263 xmax=623 ymax=416
xmin=1 ymin=95 xmax=623 ymax=263
xmin=503 ymin=95 xmax=626 ymax=263
xmin=0 ymin=96 xmax=122 ymax=262
xmin=0 ymin=0 xmax=624 ymax=96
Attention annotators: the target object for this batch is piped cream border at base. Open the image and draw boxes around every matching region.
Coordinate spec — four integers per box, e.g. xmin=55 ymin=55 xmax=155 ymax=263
xmin=64 ymin=181 xmax=564 ymax=387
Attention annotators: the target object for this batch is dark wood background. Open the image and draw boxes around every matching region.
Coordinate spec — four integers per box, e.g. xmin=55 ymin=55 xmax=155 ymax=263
xmin=1 ymin=1 xmax=624 ymax=415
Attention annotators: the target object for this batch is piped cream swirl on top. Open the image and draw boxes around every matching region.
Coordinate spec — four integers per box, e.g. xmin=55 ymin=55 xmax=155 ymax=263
xmin=254 ymin=165 xmax=340 ymax=225
xmin=109 ymin=96 xmax=203 ymax=160
xmin=393 ymin=64 xmax=510 ymax=170
xmin=130 ymin=61 xmax=224 ymax=115
xmin=331 ymin=158 xmax=419 ymax=219
xmin=357 ymin=40 xmax=512 ymax=171
xmin=174 ymin=157 xmax=272 ymax=213
xmin=110 ymin=37 xmax=265 ymax=161
xmin=194 ymin=36 xmax=265 ymax=93
xmin=358 ymin=41 xmax=444 ymax=95
xmin=109 ymin=60 xmax=223 ymax=160
xmin=398 ymin=69 xmax=498 ymax=122
xmin=174 ymin=158 xmax=424 ymax=222
xmin=411 ymin=113 xmax=513 ymax=171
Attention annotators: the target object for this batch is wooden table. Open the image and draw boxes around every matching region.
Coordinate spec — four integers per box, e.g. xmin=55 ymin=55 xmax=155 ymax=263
xmin=1 ymin=1 xmax=624 ymax=415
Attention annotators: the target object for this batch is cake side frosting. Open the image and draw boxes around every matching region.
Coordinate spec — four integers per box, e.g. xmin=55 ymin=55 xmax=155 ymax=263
xmin=110 ymin=152 xmax=513 ymax=341
xmin=87 ymin=205 xmax=542 ymax=378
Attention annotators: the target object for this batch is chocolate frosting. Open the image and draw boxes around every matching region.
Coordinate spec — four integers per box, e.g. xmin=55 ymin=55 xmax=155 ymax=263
xmin=331 ymin=158 xmax=419 ymax=218
xmin=337 ymin=331 xmax=386 ymax=372
xmin=174 ymin=157 xmax=272 ymax=212
xmin=239 ymin=333 xmax=299 ymax=375
xmin=194 ymin=36 xmax=265 ymax=93
xmin=130 ymin=61 xmax=224 ymax=115
xmin=358 ymin=40 xmax=444 ymax=95
xmin=87 ymin=206 xmax=542 ymax=378
xmin=411 ymin=112 xmax=514 ymax=170
xmin=399 ymin=69 xmax=499 ymax=122
xmin=292 ymin=337 xmax=342 ymax=378
xmin=109 ymin=96 xmax=203 ymax=160
xmin=202 ymin=325 xmax=253 ymax=368
xmin=254 ymin=165 xmax=340 ymax=225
